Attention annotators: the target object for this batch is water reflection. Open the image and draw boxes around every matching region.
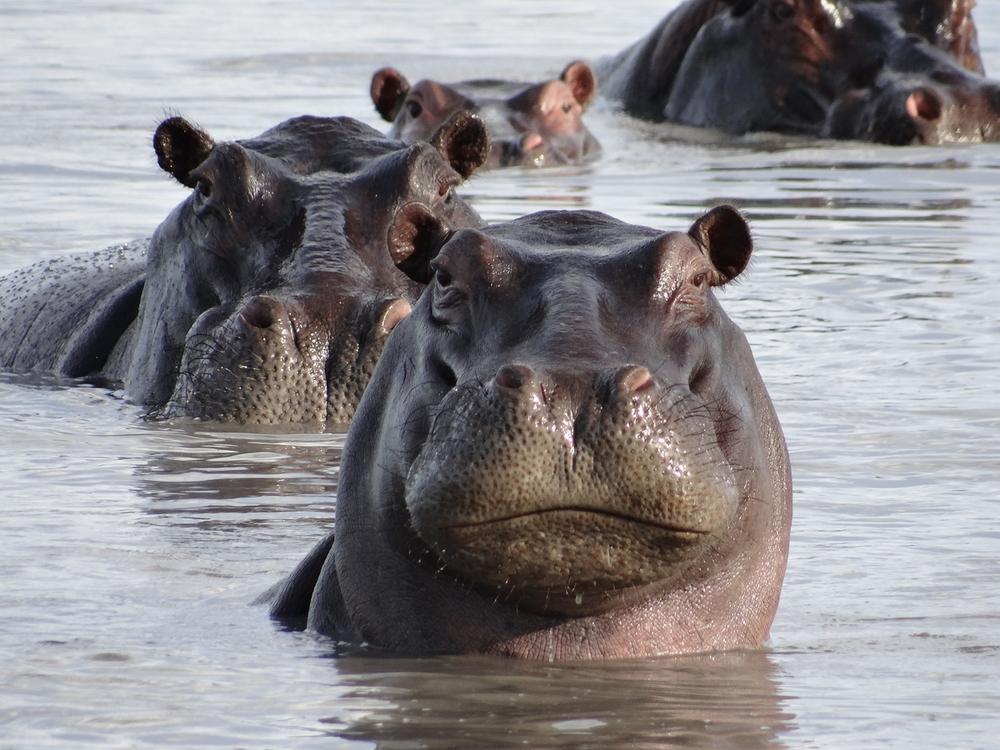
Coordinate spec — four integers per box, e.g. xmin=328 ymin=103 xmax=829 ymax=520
xmin=132 ymin=424 xmax=344 ymax=531
xmin=321 ymin=651 xmax=795 ymax=749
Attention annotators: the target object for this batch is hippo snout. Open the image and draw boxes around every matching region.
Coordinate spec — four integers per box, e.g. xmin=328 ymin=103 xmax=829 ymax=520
xmin=405 ymin=362 xmax=739 ymax=617
xmin=905 ymin=80 xmax=1000 ymax=143
xmin=493 ymin=133 xmax=544 ymax=168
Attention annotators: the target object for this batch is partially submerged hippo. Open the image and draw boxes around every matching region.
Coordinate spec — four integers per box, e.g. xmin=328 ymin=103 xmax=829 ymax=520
xmin=269 ymin=206 xmax=792 ymax=659
xmin=600 ymin=0 xmax=1000 ymax=144
xmin=371 ymin=61 xmax=601 ymax=167
xmin=0 ymin=114 xmax=488 ymax=424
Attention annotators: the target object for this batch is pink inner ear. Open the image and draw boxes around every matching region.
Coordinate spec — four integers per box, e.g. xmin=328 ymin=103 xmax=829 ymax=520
xmin=371 ymin=67 xmax=410 ymax=121
xmin=561 ymin=61 xmax=596 ymax=107
xmin=906 ymin=89 xmax=942 ymax=122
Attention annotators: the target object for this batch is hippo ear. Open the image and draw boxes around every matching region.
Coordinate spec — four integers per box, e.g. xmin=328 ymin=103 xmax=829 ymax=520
xmin=430 ymin=111 xmax=490 ymax=179
xmin=387 ymin=203 xmax=452 ymax=284
xmin=894 ymin=0 xmax=984 ymax=74
xmin=154 ymin=117 xmax=215 ymax=189
xmin=371 ymin=67 xmax=411 ymax=122
xmin=688 ymin=205 xmax=752 ymax=285
xmin=561 ymin=60 xmax=597 ymax=109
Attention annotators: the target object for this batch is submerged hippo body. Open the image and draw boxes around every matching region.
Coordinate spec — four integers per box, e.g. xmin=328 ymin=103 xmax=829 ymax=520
xmin=0 ymin=114 xmax=488 ymax=424
xmin=270 ymin=206 xmax=792 ymax=659
xmin=600 ymin=0 xmax=1000 ymax=144
xmin=371 ymin=61 xmax=601 ymax=167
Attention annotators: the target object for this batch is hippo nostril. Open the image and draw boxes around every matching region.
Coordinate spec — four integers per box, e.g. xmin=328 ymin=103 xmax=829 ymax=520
xmin=495 ymin=364 xmax=534 ymax=391
xmin=906 ymin=88 xmax=942 ymax=122
xmin=239 ymin=297 xmax=278 ymax=329
xmin=615 ymin=365 xmax=655 ymax=395
xmin=376 ymin=298 xmax=412 ymax=336
xmin=520 ymin=132 xmax=544 ymax=153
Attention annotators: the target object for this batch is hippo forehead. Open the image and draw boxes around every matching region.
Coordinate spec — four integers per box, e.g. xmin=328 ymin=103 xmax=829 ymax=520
xmin=435 ymin=211 xmax=703 ymax=306
xmin=237 ymin=115 xmax=408 ymax=175
xmin=409 ymin=80 xmax=475 ymax=118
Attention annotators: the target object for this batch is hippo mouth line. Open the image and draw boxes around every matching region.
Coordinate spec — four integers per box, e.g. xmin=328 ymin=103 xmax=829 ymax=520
xmin=439 ymin=506 xmax=710 ymax=536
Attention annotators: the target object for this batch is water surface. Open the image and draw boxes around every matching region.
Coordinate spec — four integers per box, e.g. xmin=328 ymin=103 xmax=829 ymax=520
xmin=1 ymin=1 xmax=999 ymax=747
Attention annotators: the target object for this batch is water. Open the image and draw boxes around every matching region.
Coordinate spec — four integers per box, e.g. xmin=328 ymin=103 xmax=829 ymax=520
xmin=2 ymin=1 xmax=999 ymax=747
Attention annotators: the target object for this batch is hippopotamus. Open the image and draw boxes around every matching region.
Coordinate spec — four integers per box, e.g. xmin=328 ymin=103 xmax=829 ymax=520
xmin=370 ymin=61 xmax=601 ymax=167
xmin=268 ymin=205 xmax=792 ymax=659
xmin=599 ymin=0 xmax=1000 ymax=144
xmin=0 ymin=113 xmax=488 ymax=424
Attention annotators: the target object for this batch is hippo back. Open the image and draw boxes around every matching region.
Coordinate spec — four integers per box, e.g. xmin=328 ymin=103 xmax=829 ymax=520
xmin=0 ymin=241 xmax=146 ymax=378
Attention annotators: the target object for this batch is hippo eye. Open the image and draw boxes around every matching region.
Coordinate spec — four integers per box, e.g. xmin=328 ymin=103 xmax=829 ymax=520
xmin=769 ymin=0 xmax=795 ymax=22
xmin=561 ymin=102 xmax=573 ymax=113
xmin=731 ymin=0 xmax=758 ymax=17
xmin=192 ymin=175 xmax=217 ymax=218
xmin=195 ymin=176 xmax=212 ymax=199
xmin=692 ymin=272 xmax=709 ymax=289
xmin=406 ymin=100 xmax=423 ymax=118
xmin=435 ymin=267 xmax=453 ymax=288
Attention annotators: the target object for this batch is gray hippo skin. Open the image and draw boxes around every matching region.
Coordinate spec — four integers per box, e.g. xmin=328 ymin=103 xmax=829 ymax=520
xmin=370 ymin=61 xmax=601 ymax=167
xmin=270 ymin=205 xmax=792 ymax=659
xmin=0 ymin=114 xmax=489 ymax=424
xmin=599 ymin=0 xmax=1000 ymax=144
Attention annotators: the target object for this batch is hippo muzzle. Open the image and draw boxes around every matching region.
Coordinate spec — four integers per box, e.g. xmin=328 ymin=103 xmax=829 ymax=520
xmin=405 ymin=362 xmax=740 ymax=616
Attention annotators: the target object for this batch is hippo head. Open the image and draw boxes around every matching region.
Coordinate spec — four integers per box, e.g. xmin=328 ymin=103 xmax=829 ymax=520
xmin=130 ymin=113 xmax=488 ymax=424
xmin=370 ymin=62 xmax=601 ymax=167
xmin=280 ymin=207 xmax=792 ymax=658
xmin=665 ymin=0 xmax=1000 ymax=143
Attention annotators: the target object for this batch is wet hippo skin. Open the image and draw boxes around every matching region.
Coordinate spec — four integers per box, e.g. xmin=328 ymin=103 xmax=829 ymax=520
xmin=599 ymin=0 xmax=1000 ymax=144
xmin=371 ymin=61 xmax=601 ymax=167
xmin=0 ymin=113 xmax=489 ymax=424
xmin=269 ymin=205 xmax=793 ymax=659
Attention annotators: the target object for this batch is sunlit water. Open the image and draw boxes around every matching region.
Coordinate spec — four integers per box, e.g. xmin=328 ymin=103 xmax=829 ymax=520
xmin=1 ymin=1 xmax=999 ymax=748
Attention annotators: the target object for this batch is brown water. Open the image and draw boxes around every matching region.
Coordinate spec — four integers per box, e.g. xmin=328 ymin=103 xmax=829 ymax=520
xmin=2 ymin=1 xmax=999 ymax=747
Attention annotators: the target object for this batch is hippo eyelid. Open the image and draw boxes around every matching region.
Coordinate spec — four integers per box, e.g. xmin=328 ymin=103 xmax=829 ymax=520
xmin=435 ymin=267 xmax=453 ymax=287
xmin=195 ymin=175 xmax=213 ymax=198
xmin=730 ymin=0 xmax=758 ymax=18
xmin=769 ymin=0 xmax=795 ymax=23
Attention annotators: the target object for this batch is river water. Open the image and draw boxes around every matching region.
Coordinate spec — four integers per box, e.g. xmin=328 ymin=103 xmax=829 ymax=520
xmin=1 ymin=1 xmax=999 ymax=748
